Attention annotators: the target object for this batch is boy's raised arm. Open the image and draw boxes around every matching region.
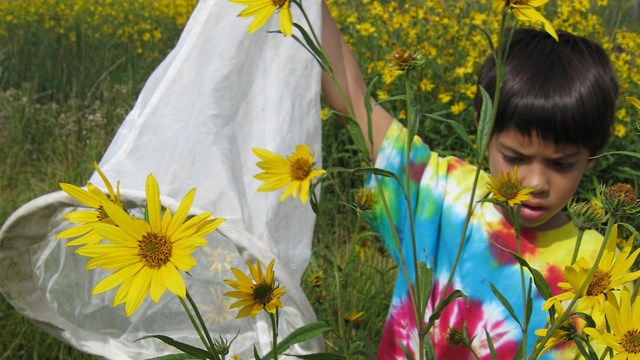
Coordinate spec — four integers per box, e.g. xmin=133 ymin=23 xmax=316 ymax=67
xmin=320 ymin=1 xmax=393 ymax=160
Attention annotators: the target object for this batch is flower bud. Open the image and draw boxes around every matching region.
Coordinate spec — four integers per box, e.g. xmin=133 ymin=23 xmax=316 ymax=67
xmin=567 ymin=197 xmax=607 ymax=231
xmin=388 ymin=47 xmax=426 ymax=73
xmin=599 ymin=183 xmax=640 ymax=220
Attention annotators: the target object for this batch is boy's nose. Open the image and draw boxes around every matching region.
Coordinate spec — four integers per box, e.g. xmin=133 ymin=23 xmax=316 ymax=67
xmin=519 ymin=165 xmax=549 ymax=194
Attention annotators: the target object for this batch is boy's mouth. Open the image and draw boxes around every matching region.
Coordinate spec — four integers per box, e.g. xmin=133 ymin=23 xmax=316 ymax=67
xmin=519 ymin=202 xmax=546 ymax=221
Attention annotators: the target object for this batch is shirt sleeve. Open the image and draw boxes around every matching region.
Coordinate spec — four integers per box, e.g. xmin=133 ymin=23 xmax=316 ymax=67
xmin=365 ymin=119 xmax=473 ymax=273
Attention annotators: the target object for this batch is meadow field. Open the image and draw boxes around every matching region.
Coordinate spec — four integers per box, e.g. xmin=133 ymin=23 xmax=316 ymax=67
xmin=1 ymin=0 xmax=639 ymax=358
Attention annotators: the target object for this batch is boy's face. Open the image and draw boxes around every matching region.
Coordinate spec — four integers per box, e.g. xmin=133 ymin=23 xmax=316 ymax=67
xmin=487 ymin=128 xmax=594 ymax=231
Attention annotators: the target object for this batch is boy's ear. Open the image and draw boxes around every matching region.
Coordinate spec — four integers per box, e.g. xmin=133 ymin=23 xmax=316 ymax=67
xmin=587 ymin=158 xmax=596 ymax=169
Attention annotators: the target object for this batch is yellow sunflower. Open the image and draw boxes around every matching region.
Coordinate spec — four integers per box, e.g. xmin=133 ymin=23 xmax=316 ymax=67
xmin=584 ymin=288 xmax=640 ymax=359
xmin=543 ymin=225 xmax=640 ymax=325
xmin=253 ymin=144 xmax=325 ymax=204
xmin=229 ymin=0 xmax=293 ymax=36
xmin=627 ymin=96 xmax=640 ymax=112
xmin=493 ymin=0 xmax=558 ymax=41
xmin=534 ymin=299 xmax=577 ymax=355
xmin=486 ymin=167 xmax=534 ymax=207
xmin=58 ymin=162 xmax=123 ymax=247
xmin=76 ymin=174 xmax=225 ymax=316
xmin=224 ymin=259 xmax=285 ymax=318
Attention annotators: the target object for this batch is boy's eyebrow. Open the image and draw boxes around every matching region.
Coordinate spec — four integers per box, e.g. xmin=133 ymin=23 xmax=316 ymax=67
xmin=497 ymin=142 xmax=584 ymax=159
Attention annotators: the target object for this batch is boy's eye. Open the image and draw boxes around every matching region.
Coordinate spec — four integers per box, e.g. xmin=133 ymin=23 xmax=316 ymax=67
xmin=502 ymin=155 xmax=523 ymax=164
xmin=551 ymin=161 xmax=575 ymax=170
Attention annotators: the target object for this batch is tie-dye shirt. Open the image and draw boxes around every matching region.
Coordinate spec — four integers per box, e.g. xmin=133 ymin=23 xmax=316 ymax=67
xmin=366 ymin=120 xmax=603 ymax=360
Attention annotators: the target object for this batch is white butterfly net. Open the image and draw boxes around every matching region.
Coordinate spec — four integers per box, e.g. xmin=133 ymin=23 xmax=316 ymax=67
xmin=0 ymin=0 xmax=323 ymax=358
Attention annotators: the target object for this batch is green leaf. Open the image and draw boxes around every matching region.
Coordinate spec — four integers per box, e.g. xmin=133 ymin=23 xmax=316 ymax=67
xmin=356 ymin=327 xmax=378 ymax=358
xmin=423 ymin=112 xmax=474 ymax=148
xmin=326 ymin=166 xmax=399 ymax=183
xmin=309 ymin=181 xmax=321 ymax=215
xmin=416 ymin=261 xmax=433 ymax=321
xmin=399 ymin=343 xmax=415 ymax=360
xmin=484 ymin=328 xmax=498 ymax=360
xmin=509 ymin=252 xmax=552 ymax=300
xmin=574 ymin=337 xmax=598 ymax=359
xmin=471 ymin=24 xmax=496 ymax=57
xmin=291 ymin=353 xmax=345 ymax=360
xmin=513 ymin=340 xmax=524 ymax=360
xmin=147 ymin=355 xmax=202 ymax=360
xmin=488 ymin=282 xmax=522 ymax=330
xmin=427 ymin=289 xmax=468 ymax=324
xmin=475 ymin=85 xmax=494 ymax=162
xmin=378 ymin=94 xmax=407 ymax=104
xmin=292 ymin=23 xmax=326 ymax=67
xmin=352 ymin=166 xmax=398 ymax=181
xmin=290 ymin=34 xmax=325 ymax=71
xmin=572 ymin=312 xmax=596 ymax=329
xmin=261 ymin=322 xmax=333 ymax=360
xmin=343 ymin=116 xmax=370 ymax=160
xmin=364 ymin=77 xmax=379 ymax=151
xmin=525 ymin=279 xmax=533 ymax=325
xmin=135 ymin=335 xmax=210 ymax=359
xmin=408 ymin=98 xmax=420 ymax=145
xmin=591 ymin=150 xmax=640 ymax=160
xmin=424 ymin=335 xmax=436 ymax=360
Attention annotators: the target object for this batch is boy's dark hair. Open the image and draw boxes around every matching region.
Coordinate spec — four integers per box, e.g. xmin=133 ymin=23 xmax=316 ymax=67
xmin=474 ymin=28 xmax=619 ymax=155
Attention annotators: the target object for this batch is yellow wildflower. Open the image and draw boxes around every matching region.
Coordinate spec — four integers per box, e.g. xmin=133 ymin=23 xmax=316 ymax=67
xmin=543 ymin=225 xmax=640 ymax=325
xmin=229 ymin=0 xmax=292 ymax=36
xmin=253 ymin=144 xmax=325 ymax=204
xmin=76 ymin=174 xmax=225 ymax=316
xmin=487 ymin=167 xmax=534 ymax=207
xmin=224 ymin=259 xmax=286 ymax=318
xmin=493 ymin=0 xmax=558 ymax=41
xmin=627 ymin=97 xmax=640 ymax=112
xmin=584 ymin=289 xmax=640 ymax=359
xmin=58 ymin=162 xmax=123 ymax=247
xmin=534 ymin=299 xmax=576 ymax=355
xmin=614 ymin=123 xmax=626 ymax=138
xmin=438 ymin=91 xmax=452 ymax=104
xmin=450 ymin=101 xmax=467 ymax=115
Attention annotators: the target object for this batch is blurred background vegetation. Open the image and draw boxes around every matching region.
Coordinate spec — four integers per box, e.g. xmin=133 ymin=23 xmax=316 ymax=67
xmin=0 ymin=0 xmax=638 ymax=358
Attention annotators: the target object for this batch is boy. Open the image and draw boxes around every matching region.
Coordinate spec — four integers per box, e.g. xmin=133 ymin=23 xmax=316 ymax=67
xmin=320 ymin=1 xmax=619 ymax=359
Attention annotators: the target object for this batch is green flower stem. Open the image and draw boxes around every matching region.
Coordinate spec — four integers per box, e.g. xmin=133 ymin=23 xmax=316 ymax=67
xmin=403 ymin=71 xmax=425 ymax=359
xmin=185 ymin=290 xmax=216 ymax=353
xmin=293 ymin=0 xmax=358 ymax=144
xmin=528 ymin=217 xmax=616 ymax=360
xmin=179 ymin=296 xmax=219 ymax=359
xmin=439 ymin=162 xmax=484 ymax=304
xmin=440 ymin=9 xmax=513 ymax=302
xmin=512 ymin=206 xmax=529 ymax=360
xmin=374 ymin=174 xmax=421 ymax=336
xmin=310 ymin=194 xmax=349 ymax=351
xmin=570 ymin=229 xmax=585 ymax=265
xmin=269 ymin=311 xmax=279 ymax=360
xmin=333 ymin=259 xmax=349 ymax=355
xmin=292 ymin=0 xmax=322 ymax=54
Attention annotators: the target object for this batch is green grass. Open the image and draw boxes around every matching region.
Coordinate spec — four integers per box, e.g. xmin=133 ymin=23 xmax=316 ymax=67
xmin=0 ymin=297 xmax=96 ymax=360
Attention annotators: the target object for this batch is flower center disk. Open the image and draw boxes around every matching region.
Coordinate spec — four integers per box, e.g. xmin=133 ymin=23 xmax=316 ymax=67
xmin=272 ymin=0 xmax=286 ymax=7
xmin=289 ymin=158 xmax=312 ymax=181
xmin=620 ymin=329 xmax=640 ymax=354
xmin=499 ymin=182 xmax=520 ymax=201
xmin=97 ymin=205 xmax=108 ymax=221
xmin=586 ymin=269 xmax=611 ymax=296
xmin=253 ymin=282 xmax=275 ymax=306
xmin=138 ymin=232 xmax=172 ymax=268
